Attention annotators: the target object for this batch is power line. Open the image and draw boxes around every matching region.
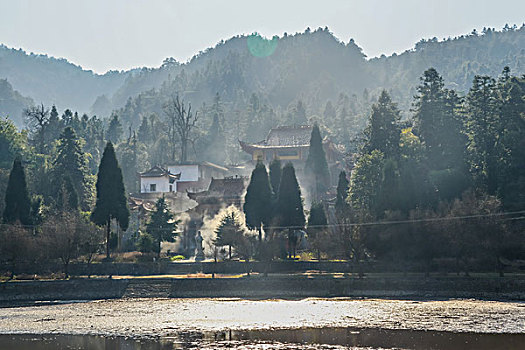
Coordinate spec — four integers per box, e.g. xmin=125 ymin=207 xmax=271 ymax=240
xmin=2 ymin=209 xmax=524 ymax=232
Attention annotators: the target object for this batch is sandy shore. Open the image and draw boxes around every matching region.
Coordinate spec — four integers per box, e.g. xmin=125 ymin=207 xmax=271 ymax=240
xmin=0 ymin=298 xmax=523 ymax=338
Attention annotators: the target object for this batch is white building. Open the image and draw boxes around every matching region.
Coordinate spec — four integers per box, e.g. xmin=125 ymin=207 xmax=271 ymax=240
xmin=139 ymin=166 xmax=181 ymax=193
xmin=166 ymin=162 xmax=229 ymax=193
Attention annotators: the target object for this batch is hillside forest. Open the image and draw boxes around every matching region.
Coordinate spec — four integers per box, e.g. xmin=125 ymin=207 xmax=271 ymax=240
xmin=0 ymin=25 xmax=524 ymax=275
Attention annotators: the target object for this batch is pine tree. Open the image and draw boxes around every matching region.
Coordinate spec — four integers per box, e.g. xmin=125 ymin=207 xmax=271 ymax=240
xmin=362 ymin=90 xmax=401 ymax=159
xmin=214 ymin=210 xmax=244 ymax=260
xmin=413 ymin=68 xmax=467 ymax=171
xmin=243 ymin=162 xmax=273 ymax=242
xmin=269 ymin=158 xmax=282 ymax=196
xmin=107 ymin=114 xmax=123 ymax=144
xmin=277 ymin=162 xmax=305 ymax=258
xmin=146 ymin=196 xmax=179 ymax=257
xmin=52 ymin=127 xmax=89 ymax=210
xmin=137 ymin=116 xmax=151 ymax=145
xmin=465 ymin=75 xmax=500 ymax=194
xmin=413 ymin=68 xmax=469 ymax=202
xmin=91 ymin=142 xmax=130 ymax=259
xmin=3 ymin=157 xmax=31 ymax=225
xmin=305 ymin=123 xmax=330 ymax=198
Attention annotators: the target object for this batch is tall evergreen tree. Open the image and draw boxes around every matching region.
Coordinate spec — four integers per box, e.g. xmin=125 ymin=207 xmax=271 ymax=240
xmin=52 ymin=127 xmax=90 ymax=210
xmin=91 ymin=142 xmax=129 ymax=259
xmin=3 ymin=157 xmax=31 ymax=225
xmin=362 ymin=90 xmax=401 ymax=159
xmin=244 ymin=162 xmax=273 ymax=242
xmin=106 ymin=114 xmax=123 ymax=144
xmin=214 ymin=210 xmax=244 ymax=260
xmin=137 ymin=116 xmax=151 ymax=145
xmin=277 ymin=162 xmax=305 ymax=258
xmin=413 ymin=68 xmax=467 ymax=170
xmin=146 ymin=196 xmax=179 ymax=258
xmin=465 ymin=75 xmax=500 ymax=194
xmin=335 ymin=171 xmax=349 ymax=217
xmin=269 ymin=158 xmax=282 ymax=196
xmin=277 ymin=162 xmax=305 ymax=229
xmin=413 ymin=68 xmax=468 ymax=202
xmin=307 ymin=201 xmax=328 ymax=260
xmin=305 ymin=123 xmax=330 ymax=198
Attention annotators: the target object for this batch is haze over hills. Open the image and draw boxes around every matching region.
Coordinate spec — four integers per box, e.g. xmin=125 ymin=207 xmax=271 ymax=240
xmin=0 ymin=25 xmax=523 ymax=131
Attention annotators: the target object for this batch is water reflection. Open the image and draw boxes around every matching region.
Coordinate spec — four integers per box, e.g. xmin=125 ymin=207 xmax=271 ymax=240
xmin=1 ymin=328 xmax=523 ymax=350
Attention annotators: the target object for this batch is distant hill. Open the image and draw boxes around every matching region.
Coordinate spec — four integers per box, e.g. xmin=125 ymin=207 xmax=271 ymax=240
xmin=0 ymin=78 xmax=33 ymax=127
xmin=0 ymin=45 xmax=132 ymax=118
xmin=1 ymin=25 xmax=523 ymax=133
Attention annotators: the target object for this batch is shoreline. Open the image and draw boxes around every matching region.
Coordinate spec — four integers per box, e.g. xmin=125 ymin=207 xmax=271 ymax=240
xmin=1 ymin=274 xmax=524 ymax=303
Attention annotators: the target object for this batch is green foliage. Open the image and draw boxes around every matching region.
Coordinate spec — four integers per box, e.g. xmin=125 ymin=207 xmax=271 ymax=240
xmin=0 ymin=117 xmax=28 ymax=169
xmin=3 ymin=157 xmax=31 ymax=225
xmin=52 ymin=127 xmax=90 ymax=210
xmin=269 ymin=158 xmax=282 ymax=196
xmin=136 ymin=232 xmax=155 ymax=254
xmin=214 ymin=210 xmax=245 ymax=259
xmin=362 ymin=90 xmax=401 ymax=158
xmin=305 ymin=123 xmax=330 ymax=197
xmin=413 ymin=68 xmax=467 ymax=172
xmin=243 ymin=162 xmax=273 ymax=241
xmin=307 ymin=201 xmax=329 ymax=260
xmin=277 ymin=163 xmax=305 ymax=229
xmin=335 ymin=171 xmax=349 ymax=217
xmin=146 ymin=196 xmax=179 ymax=256
xmin=106 ymin=114 xmax=123 ymax=144
xmin=349 ymin=150 xmax=384 ymax=213
xmin=55 ymin=176 xmax=78 ymax=212
xmin=91 ymin=142 xmax=129 ymax=258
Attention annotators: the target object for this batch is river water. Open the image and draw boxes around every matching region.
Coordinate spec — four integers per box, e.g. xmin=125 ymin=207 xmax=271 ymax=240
xmin=0 ymin=298 xmax=524 ymax=349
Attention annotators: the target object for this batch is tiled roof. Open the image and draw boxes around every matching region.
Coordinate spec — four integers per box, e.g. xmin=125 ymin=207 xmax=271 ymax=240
xmin=265 ymin=125 xmax=312 ymax=146
xmin=140 ymin=165 xmax=181 ymax=180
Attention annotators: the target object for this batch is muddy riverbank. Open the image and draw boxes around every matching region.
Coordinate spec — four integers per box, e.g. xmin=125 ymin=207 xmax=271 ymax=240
xmin=0 ymin=298 xmax=524 ymax=349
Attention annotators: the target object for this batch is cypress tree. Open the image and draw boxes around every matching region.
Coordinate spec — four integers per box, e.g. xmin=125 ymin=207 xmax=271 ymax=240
xmin=277 ymin=162 xmax=305 ymax=228
xmin=91 ymin=142 xmax=130 ymax=259
xmin=277 ymin=162 xmax=305 ymax=258
xmin=307 ymin=201 xmax=328 ymax=260
xmin=335 ymin=171 xmax=349 ymax=217
xmin=243 ymin=162 xmax=273 ymax=242
xmin=305 ymin=123 xmax=330 ymax=198
xmin=269 ymin=158 xmax=282 ymax=196
xmin=3 ymin=157 xmax=31 ymax=225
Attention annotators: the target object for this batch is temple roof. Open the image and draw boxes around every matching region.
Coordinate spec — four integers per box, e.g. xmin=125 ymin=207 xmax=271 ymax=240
xmin=239 ymin=125 xmax=314 ymax=152
xmin=187 ymin=176 xmax=247 ymax=200
xmin=140 ymin=165 xmax=181 ymax=181
xmin=265 ymin=125 xmax=312 ymax=146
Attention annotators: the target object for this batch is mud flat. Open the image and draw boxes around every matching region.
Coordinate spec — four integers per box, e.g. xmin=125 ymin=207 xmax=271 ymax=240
xmin=0 ymin=298 xmax=524 ymax=349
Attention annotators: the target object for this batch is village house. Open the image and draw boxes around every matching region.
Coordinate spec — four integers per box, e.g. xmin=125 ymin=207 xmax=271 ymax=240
xmin=139 ymin=165 xmax=181 ymax=193
xmin=139 ymin=162 xmax=229 ymax=194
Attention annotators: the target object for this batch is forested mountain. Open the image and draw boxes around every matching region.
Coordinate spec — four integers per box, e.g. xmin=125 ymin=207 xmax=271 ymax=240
xmin=1 ymin=25 xmax=524 ymax=148
xmin=0 ymin=79 xmax=33 ymax=127
xmin=0 ymin=44 xmax=131 ymax=116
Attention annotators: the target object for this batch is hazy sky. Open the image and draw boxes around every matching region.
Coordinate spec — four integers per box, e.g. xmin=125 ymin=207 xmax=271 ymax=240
xmin=1 ymin=0 xmax=524 ymax=74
